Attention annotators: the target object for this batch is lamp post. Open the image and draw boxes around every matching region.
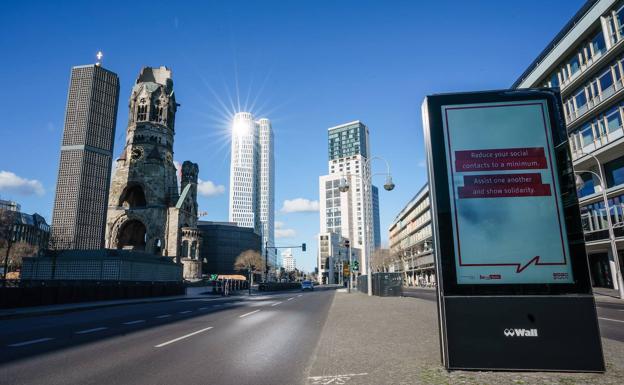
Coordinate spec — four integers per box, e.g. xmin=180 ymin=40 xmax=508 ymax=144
xmin=575 ymin=169 xmax=624 ymax=299
xmin=338 ymin=156 xmax=395 ymax=296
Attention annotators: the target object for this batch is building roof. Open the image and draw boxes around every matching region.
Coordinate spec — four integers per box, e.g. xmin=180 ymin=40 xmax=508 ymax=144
xmin=511 ymin=0 xmax=601 ymax=88
xmin=390 ymin=183 xmax=429 ymax=228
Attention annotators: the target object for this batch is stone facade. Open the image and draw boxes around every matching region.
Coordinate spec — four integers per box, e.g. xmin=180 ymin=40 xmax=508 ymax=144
xmin=105 ymin=66 xmax=202 ymax=280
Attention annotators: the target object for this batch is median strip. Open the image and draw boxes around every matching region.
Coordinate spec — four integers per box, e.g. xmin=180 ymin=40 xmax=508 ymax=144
xmin=8 ymin=337 xmax=54 ymax=347
xmin=239 ymin=309 xmax=261 ymax=318
xmin=75 ymin=327 xmax=108 ymax=334
xmin=154 ymin=327 xmax=214 ymax=348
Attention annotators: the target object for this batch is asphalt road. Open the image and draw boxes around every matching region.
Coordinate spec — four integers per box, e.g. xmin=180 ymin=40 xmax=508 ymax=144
xmin=401 ymin=287 xmax=624 ymax=343
xmin=0 ymin=288 xmax=336 ymax=385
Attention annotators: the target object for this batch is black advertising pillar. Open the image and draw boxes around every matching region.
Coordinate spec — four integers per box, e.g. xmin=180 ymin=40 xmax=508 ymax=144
xmin=422 ymin=89 xmax=605 ymax=372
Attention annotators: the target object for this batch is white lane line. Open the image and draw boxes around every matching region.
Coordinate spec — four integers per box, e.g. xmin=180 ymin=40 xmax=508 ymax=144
xmin=8 ymin=337 xmax=54 ymax=347
xmin=156 ymin=314 xmax=171 ymax=319
xmin=297 ymin=294 xmax=303 ymax=297
xmin=308 ymin=373 xmax=368 ymax=384
xmin=239 ymin=309 xmax=261 ymax=318
xmin=179 ymin=310 xmax=192 ymax=314
xmin=123 ymin=320 xmax=145 ymax=325
xmin=154 ymin=327 xmax=213 ymax=348
xmin=271 ymin=301 xmax=282 ymax=307
xmin=599 ymin=317 xmax=624 ymax=323
xmin=198 ymin=307 xmax=210 ymax=310
xmin=75 ymin=327 xmax=108 ymax=334
xmin=212 ymin=304 xmax=223 ymax=307
xmin=287 ymin=297 xmax=294 ymax=301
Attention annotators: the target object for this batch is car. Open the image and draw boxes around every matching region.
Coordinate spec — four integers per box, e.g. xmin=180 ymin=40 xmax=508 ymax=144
xmin=301 ymin=280 xmax=314 ymax=291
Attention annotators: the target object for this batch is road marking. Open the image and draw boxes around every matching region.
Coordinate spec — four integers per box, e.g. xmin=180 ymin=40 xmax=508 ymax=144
xmin=308 ymin=373 xmax=368 ymax=384
xmin=271 ymin=301 xmax=282 ymax=306
xmin=239 ymin=309 xmax=261 ymax=318
xmin=599 ymin=317 xmax=624 ymax=323
xmin=156 ymin=314 xmax=171 ymax=319
xmin=287 ymin=297 xmax=294 ymax=301
xmin=123 ymin=320 xmax=145 ymax=325
xmin=198 ymin=307 xmax=210 ymax=310
xmin=298 ymin=294 xmax=303 ymax=297
xmin=8 ymin=338 xmax=54 ymax=347
xmin=75 ymin=327 xmax=108 ymax=334
xmin=179 ymin=310 xmax=192 ymax=314
xmin=154 ymin=327 xmax=213 ymax=348
xmin=212 ymin=304 xmax=222 ymax=307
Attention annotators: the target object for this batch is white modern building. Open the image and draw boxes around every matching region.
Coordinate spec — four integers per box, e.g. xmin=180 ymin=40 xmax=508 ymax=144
xmin=317 ymin=231 xmax=361 ymax=284
xmin=318 ymin=121 xmax=379 ymax=281
xmin=513 ymin=0 xmax=624 ymax=290
xmin=228 ymin=112 xmax=276 ymax=270
xmin=282 ymin=248 xmax=296 ymax=272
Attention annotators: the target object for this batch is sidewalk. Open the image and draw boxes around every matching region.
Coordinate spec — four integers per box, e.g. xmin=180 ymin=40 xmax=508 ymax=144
xmin=0 ymin=286 xmax=249 ymax=320
xmin=305 ymin=291 xmax=624 ymax=385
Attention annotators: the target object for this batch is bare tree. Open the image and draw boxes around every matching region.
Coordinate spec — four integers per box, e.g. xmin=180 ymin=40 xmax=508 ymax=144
xmin=234 ymin=249 xmax=265 ymax=294
xmin=370 ymin=248 xmax=393 ymax=273
xmin=0 ymin=209 xmax=17 ymax=283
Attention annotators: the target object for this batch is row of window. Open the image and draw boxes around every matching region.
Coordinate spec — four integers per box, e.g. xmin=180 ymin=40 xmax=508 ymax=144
xmin=564 ymin=56 xmax=624 ymax=122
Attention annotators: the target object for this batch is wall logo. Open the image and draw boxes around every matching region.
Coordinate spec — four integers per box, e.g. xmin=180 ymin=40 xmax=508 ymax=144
xmin=503 ymin=328 xmax=538 ymax=337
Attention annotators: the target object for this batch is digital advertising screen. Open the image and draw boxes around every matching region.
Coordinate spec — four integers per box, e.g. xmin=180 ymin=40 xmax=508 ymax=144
xmin=441 ymin=100 xmax=574 ymax=285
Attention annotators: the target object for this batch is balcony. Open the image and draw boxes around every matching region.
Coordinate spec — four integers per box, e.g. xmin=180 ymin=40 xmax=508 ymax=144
xmin=571 ymin=122 xmax=624 ymax=164
xmin=565 ymin=79 xmax=624 ymax=126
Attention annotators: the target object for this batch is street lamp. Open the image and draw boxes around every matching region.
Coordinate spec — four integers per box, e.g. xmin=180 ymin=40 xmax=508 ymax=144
xmin=338 ymin=156 xmax=395 ymax=296
xmin=575 ymin=169 xmax=624 ymax=299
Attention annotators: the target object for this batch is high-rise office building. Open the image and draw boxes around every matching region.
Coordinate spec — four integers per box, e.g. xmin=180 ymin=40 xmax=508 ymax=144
xmin=51 ymin=64 xmax=120 ymax=249
xmin=513 ymin=0 xmax=624 ymax=290
xmin=228 ymin=112 xmax=275 ymax=269
xmin=318 ymin=120 xmax=374 ymax=277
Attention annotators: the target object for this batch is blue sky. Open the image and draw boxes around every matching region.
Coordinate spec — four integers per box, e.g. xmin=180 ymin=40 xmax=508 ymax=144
xmin=0 ymin=0 xmax=584 ymax=272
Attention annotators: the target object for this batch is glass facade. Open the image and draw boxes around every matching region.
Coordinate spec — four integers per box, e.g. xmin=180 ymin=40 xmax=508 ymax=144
xmin=328 ymin=122 xmax=368 ymax=160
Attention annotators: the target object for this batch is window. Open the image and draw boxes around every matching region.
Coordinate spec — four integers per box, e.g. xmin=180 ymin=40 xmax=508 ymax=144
xmin=599 ymin=68 xmax=614 ymax=92
xmin=605 ymin=155 xmax=624 ymax=187
xmin=580 ymin=123 xmax=594 ymax=146
xmin=569 ymin=54 xmax=581 ymax=77
xmin=577 ymin=173 xmax=595 ymax=198
xmin=606 ymin=106 xmax=622 ymax=133
xmin=591 ymin=30 xmax=606 ymax=57
xmin=574 ymin=88 xmax=587 ymax=110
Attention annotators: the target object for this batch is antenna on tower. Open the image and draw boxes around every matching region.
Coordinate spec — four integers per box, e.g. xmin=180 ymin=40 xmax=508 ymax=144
xmin=95 ymin=51 xmax=103 ymax=66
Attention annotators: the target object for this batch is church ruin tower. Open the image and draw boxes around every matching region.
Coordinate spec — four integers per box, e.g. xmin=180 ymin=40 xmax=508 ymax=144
xmin=105 ymin=67 xmax=202 ymax=279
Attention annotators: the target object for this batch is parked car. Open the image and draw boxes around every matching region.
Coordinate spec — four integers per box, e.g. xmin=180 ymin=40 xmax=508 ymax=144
xmin=301 ymin=280 xmax=314 ymax=291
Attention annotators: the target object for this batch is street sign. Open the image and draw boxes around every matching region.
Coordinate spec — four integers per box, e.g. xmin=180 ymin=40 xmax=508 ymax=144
xmin=422 ymin=89 xmax=603 ymax=372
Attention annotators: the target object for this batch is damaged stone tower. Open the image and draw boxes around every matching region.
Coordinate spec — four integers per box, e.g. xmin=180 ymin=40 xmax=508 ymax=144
xmin=105 ymin=66 xmax=202 ymax=280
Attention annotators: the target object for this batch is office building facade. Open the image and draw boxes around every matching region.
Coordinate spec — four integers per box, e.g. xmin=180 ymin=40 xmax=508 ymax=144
xmin=388 ymin=184 xmax=434 ymax=286
xmin=514 ymin=0 xmax=624 ymax=289
xmin=317 ymin=231 xmax=361 ymax=284
xmin=198 ymin=221 xmax=262 ymax=276
xmin=282 ymin=248 xmax=296 ymax=272
xmin=51 ymin=64 xmax=120 ymax=250
xmin=318 ymin=121 xmax=374 ymax=276
xmin=228 ymin=112 xmax=275 ymax=270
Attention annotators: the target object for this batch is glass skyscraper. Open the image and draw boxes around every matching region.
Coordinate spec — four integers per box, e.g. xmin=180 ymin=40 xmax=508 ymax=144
xmin=228 ymin=112 xmax=275 ymax=269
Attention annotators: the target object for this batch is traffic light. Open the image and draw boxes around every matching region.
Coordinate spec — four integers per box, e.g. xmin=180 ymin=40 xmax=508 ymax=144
xmin=344 ymin=239 xmax=350 ymax=248
xmin=352 ymin=261 xmax=359 ymax=271
xmin=302 ymin=243 xmax=306 ymax=252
